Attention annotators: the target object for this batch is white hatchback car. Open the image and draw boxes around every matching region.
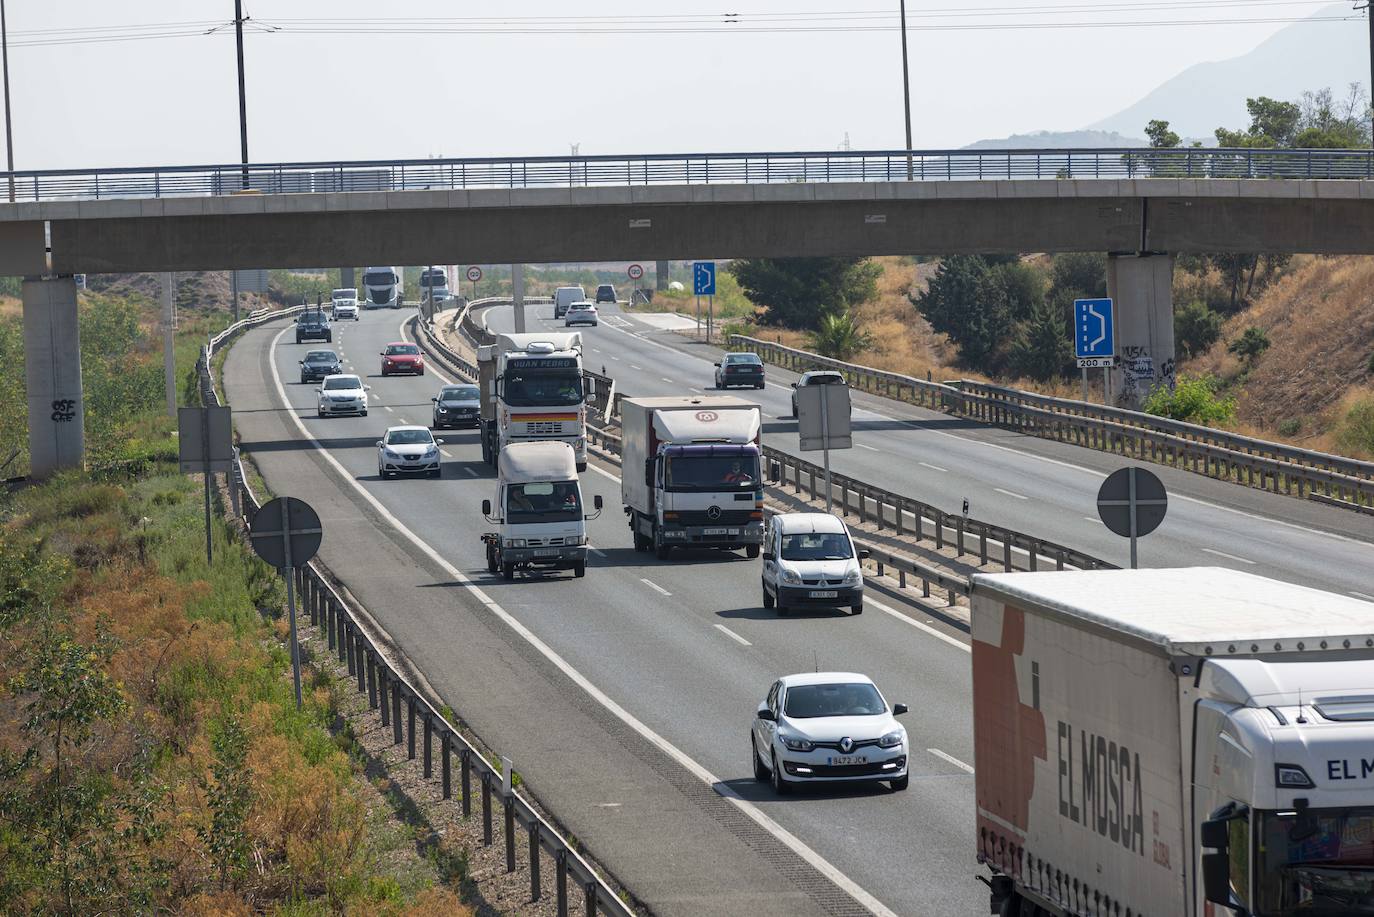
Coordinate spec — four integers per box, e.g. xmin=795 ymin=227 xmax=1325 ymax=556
xmin=316 ymin=374 xmax=369 ymax=417
xmin=377 ymin=425 xmax=443 ymax=479
xmin=762 ymin=512 xmax=867 ymax=615
xmin=752 ymin=672 xmax=909 ymax=793
xmin=564 ymin=301 xmax=599 ymax=326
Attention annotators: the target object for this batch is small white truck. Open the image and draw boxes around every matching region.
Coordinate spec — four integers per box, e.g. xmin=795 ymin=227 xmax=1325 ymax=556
xmin=620 ymin=396 xmax=764 ymax=559
xmin=970 ymin=567 xmax=1374 ymax=917
xmin=477 ymin=332 xmax=587 ymax=471
xmin=480 ymin=441 xmax=601 ymax=580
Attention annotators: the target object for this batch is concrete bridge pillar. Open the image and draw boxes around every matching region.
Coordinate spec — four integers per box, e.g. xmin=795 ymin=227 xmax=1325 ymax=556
xmin=23 ymin=275 xmax=84 ymax=477
xmin=340 ymin=266 xmax=354 ymax=289
xmin=1106 ymin=253 xmax=1175 ymax=410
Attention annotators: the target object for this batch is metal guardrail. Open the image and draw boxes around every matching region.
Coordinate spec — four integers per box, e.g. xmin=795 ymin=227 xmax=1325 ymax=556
xmin=730 ymin=335 xmax=1374 ymax=510
xmin=7 ymin=147 xmax=1374 ymax=202
xmin=199 ymin=311 xmax=634 ymax=917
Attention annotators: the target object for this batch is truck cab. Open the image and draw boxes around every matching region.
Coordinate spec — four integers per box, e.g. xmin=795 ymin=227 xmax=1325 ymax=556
xmin=480 ymin=442 xmax=601 ymax=580
xmin=477 ymin=333 xmax=587 ymax=471
xmin=362 ymin=266 xmax=403 ymax=309
xmin=419 ymin=268 xmax=450 ymax=304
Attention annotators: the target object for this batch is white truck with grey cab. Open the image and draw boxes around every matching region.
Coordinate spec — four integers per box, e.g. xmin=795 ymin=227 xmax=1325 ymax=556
xmin=621 ymin=396 xmax=764 ymax=559
xmin=481 ymin=442 xmax=601 ymax=580
xmin=362 ymin=266 xmax=404 ymax=309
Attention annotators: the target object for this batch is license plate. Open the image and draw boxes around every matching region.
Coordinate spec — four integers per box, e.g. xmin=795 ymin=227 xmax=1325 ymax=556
xmin=809 ymin=590 xmax=838 ymax=599
xmin=830 ymin=755 xmax=866 ymax=766
xmin=534 ymin=548 xmax=559 ymax=557
xmin=703 ymin=527 xmax=727 ymax=535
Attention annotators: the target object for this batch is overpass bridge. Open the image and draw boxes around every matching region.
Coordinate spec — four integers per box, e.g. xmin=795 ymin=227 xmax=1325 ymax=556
xmin=8 ymin=146 xmax=1374 ymax=475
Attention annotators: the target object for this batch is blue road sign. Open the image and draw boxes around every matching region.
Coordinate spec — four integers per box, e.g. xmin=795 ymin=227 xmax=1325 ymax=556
xmin=693 ymin=261 xmax=716 ymax=296
xmin=1074 ymin=297 xmax=1115 ymax=360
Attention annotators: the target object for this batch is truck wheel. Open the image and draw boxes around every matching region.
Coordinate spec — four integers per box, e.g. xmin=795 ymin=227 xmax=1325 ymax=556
xmin=761 ymin=580 xmax=774 ymax=609
xmin=573 ymin=561 xmax=586 ymax=578
xmin=745 ymin=544 xmax=760 ymax=559
xmin=502 ymin=562 xmax=515 ymax=581
xmin=486 ymin=545 xmax=497 ymax=574
xmin=632 ymin=530 xmax=649 ymax=553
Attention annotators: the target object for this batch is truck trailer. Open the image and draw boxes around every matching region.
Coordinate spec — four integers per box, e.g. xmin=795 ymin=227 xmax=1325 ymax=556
xmin=620 ymin=396 xmax=764 ymax=559
xmin=970 ymin=567 xmax=1374 ymax=917
xmin=477 ymin=332 xmax=586 ymax=471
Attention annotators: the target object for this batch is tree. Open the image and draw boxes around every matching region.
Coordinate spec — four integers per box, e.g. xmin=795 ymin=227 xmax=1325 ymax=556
xmin=1143 ymin=374 xmax=1236 ymax=425
xmin=912 ymin=255 xmax=999 ymax=367
xmin=1048 ymin=251 xmax=1107 ymax=302
xmin=729 ymin=257 xmax=880 ymax=330
xmin=810 ymin=311 xmax=872 ymax=361
xmin=1008 ymin=301 xmax=1073 ymax=382
xmin=979 ymin=261 xmax=1045 ymax=325
xmin=1144 ymin=119 xmax=1180 ymax=149
xmin=1228 ymin=326 xmax=1271 ymax=365
xmin=1173 ymin=300 xmax=1223 ymax=359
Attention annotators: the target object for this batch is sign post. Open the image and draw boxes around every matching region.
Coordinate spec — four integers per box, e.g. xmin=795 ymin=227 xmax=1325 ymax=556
xmin=1074 ymin=297 xmax=1115 ymax=403
xmin=466 ymin=265 xmax=482 ymax=300
xmin=178 ymin=405 xmax=233 ymax=563
xmin=249 ymin=496 xmax=323 ymax=709
xmin=693 ymin=262 xmax=716 ymax=342
xmin=797 ymin=383 xmax=853 ymax=512
xmin=1096 ymin=467 xmax=1167 ymax=569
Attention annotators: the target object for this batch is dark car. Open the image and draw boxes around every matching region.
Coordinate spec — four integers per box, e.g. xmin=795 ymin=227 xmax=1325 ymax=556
xmin=431 ymin=383 xmax=481 ymax=428
xmin=790 ymin=370 xmax=848 ymax=417
xmin=295 ymin=310 xmax=332 ymax=344
xmin=299 ymin=349 xmax=343 ymax=383
xmin=595 ymin=284 xmax=616 ymax=304
xmin=714 ymin=352 xmax=765 ymax=390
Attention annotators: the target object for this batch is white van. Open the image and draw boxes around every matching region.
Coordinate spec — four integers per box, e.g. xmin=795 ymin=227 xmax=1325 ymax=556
xmin=761 ymin=512 xmax=868 ymax=615
xmin=553 ymin=286 xmax=586 ymax=319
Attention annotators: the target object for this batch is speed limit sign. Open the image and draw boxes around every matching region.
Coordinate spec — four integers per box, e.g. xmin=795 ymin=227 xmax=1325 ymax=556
xmin=466 ymin=266 xmax=483 ymax=283
xmin=627 ymin=263 xmax=644 ymax=281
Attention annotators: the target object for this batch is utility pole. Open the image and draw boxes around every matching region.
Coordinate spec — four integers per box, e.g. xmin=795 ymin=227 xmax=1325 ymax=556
xmin=1368 ymin=0 xmax=1374 ymax=145
xmin=899 ymin=0 xmax=913 ymax=180
xmin=1 ymin=0 xmax=14 ymax=201
xmin=235 ymin=0 xmax=249 ymax=186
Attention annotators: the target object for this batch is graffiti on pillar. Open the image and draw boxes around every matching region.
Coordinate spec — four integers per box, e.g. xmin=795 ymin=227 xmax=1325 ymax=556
xmin=1118 ymin=347 xmax=1155 ymax=406
xmin=1158 ymin=357 xmax=1177 ymax=391
xmin=50 ymin=399 xmax=77 ymax=423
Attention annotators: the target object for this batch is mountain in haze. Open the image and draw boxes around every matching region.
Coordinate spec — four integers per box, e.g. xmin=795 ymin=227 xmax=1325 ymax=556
xmin=962 ymin=129 xmax=1146 ymax=150
xmin=1087 ymin=4 xmax=1365 ymax=140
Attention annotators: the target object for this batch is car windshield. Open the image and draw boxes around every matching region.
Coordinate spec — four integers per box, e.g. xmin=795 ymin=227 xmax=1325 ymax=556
xmin=385 ymin=344 xmax=420 ymax=356
xmin=780 ymin=532 xmax=853 ymax=561
xmin=305 ymin=351 xmax=336 ymax=363
xmin=784 ymin=683 xmax=885 ymax=719
xmin=664 ymin=454 xmax=759 ymax=490
xmin=502 ymin=370 xmax=582 ymax=407
xmin=570 ymin=304 xmax=592 ymax=311
xmin=300 ymin=312 xmax=326 ymax=324
xmin=323 ymin=377 xmax=361 ymax=391
xmin=725 ymin=353 xmax=761 ymax=365
xmin=385 ymin=429 xmax=433 ymax=446
xmin=597 ymin=286 xmax=613 ymax=294
xmin=1257 ymin=807 xmax=1374 ymax=916
xmin=364 ymin=271 xmax=396 ymax=285
xmin=332 ymin=289 xmax=356 ymax=299
xmin=805 ymin=373 xmax=845 ymax=385
xmin=505 ymin=481 xmax=581 ymax=523
xmin=441 ymin=386 xmax=479 ymax=402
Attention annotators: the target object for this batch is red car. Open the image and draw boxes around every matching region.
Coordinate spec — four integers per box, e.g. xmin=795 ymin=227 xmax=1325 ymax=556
xmin=380 ymin=342 xmax=425 ymax=376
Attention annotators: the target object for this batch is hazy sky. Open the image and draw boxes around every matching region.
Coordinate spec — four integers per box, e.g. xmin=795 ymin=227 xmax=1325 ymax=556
xmin=7 ymin=1 xmax=1362 ymax=169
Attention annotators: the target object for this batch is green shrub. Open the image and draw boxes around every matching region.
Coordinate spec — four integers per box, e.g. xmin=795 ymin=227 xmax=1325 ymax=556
xmin=1334 ymin=396 xmax=1374 ymax=457
xmin=1227 ymin=326 xmax=1271 ymax=364
xmin=1174 ymin=300 xmax=1223 ymax=359
xmin=1367 ymin=352 xmax=1374 ymax=375
xmin=1277 ymin=418 xmax=1303 ymax=437
xmin=1142 ymin=374 xmax=1237 ymax=426
xmin=810 ymin=311 xmax=872 ymax=360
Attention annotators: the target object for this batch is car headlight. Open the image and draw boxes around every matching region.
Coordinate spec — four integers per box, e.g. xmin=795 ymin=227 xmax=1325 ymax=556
xmin=779 ymin=568 xmax=802 ymax=585
xmin=841 ymin=569 xmax=862 ymax=586
xmin=437 ymin=407 xmax=448 ymax=413
xmin=879 ymin=730 xmax=904 ymax=749
xmin=780 ymin=733 xmax=814 ymax=752
xmin=505 ymin=538 xmax=526 ymax=548
xmin=424 ymin=447 xmax=438 ymax=456
xmin=384 ymin=448 xmax=402 ymax=458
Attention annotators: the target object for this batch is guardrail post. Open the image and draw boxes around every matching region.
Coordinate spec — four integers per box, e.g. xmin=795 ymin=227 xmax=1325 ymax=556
xmin=505 ymin=795 xmax=517 ymax=871
xmin=980 ymin=532 xmax=988 ymax=566
xmin=556 ymin=850 xmax=569 ymax=917
xmin=584 ymin=881 xmax=597 ymax=917
xmin=1003 ymin=538 xmax=1013 ymax=572
xmin=367 ymin=651 xmax=378 ymax=710
xmin=482 ymin=771 xmax=493 ymax=845
xmin=530 ymin=823 xmax=542 ymax=901
xmin=956 ymin=517 xmax=965 ymax=557
xmin=423 ymin=714 xmax=432 ymax=777
xmin=462 ymin=749 xmax=472 ymax=816
xmin=441 ymin=733 xmax=452 ymax=799
xmin=378 ymin=669 xmax=390 ymax=726
xmin=922 ymin=576 xmax=931 ymax=599
xmin=935 ymin=511 xmax=944 ymax=549
xmin=408 ymin=697 xmax=417 ymax=759
xmin=344 ymin=623 xmax=355 ymax=675
xmin=1029 ymin=542 xmax=1040 ymax=572
xmin=392 ymin=682 xmax=403 ymax=745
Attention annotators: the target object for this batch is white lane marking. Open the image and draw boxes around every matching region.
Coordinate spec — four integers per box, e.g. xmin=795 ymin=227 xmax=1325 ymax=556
xmin=927 ymin=748 xmax=974 ymax=774
xmin=640 ymin=578 xmax=672 ymax=597
xmin=1083 ymin=516 xmax=1104 ymax=524
xmin=865 ymin=596 xmax=970 ymax=653
xmin=586 ymin=463 xmax=621 ymax=483
xmin=440 ymin=449 xmax=454 ymax=458
xmin=610 ymin=355 xmax=620 ymax=361
xmin=587 ymin=545 xmax=607 ymax=558
xmin=660 ymin=377 xmax=675 ymax=384
xmin=690 ymin=387 xmax=704 ymax=393
xmin=384 ymin=406 xmax=394 ymax=413
xmin=630 ymin=364 xmax=643 ymax=371
xmin=1351 ymin=591 xmax=1374 ymax=601
xmin=918 ymin=461 xmax=947 ymax=473
xmin=464 ymin=467 xmax=478 ymax=477
xmin=994 ymin=487 xmax=1028 ymax=500
xmin=857 ymin=443 xmax=880 ymax=452
xmin=263 ymin=322 xmax=897 ymax=917
xmin=714 ymin=624 xmax=752 ymax=647
xmin=1202 ymin=547 xmax=1256 ymax=565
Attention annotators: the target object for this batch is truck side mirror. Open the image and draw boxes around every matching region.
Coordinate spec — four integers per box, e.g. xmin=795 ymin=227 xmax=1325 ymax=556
xmin=1201 ymin=803 xmax=1246 ymax=910
xmin=762 ymin=551 xmax=774 ymax=562
xmin=481 ymin=499 xmax=492 ymax=517
xmin=594 ymin=495 xmax=604 ymax=510
xmin=769 ymin=462 xmax=782 ymax=483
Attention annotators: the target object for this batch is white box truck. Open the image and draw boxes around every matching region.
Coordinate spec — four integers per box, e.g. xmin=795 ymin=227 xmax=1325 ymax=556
xmin=477 ymin=332 xmax=587 ymax=471
xmin=621 ymin=396 xmax=764 ymax=559
xmin=480 ymin=442 xmax=601 ymax=580
xmin=970 ymin=567 xmax=1374 ymax=917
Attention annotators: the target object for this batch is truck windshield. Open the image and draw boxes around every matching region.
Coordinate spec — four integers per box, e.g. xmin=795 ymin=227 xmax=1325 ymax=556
xmin=364 ymin=272 xmax=396 ymax=285
xmin=1257 ymin=807 xmax=1374 ymax=916
xmin=505 ymin=481 xmax=581 ymax=523
xmin=503 ymin=370 xmax=582 ymax=407
xmin=664 ymin=454 xmax=759 ymax=491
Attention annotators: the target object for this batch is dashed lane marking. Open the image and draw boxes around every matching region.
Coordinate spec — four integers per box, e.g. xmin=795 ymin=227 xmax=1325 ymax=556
xmin=994 ymin=487 xmax=1028 ymax=500
xmin=927 ymin=749 xmax=974 ymax=774
xmin=714 ymin=624 xmax=752 ymax=647
xmin=918 ymin=462 xmax=947 ymax=473
xmin=1202 ymin=547 xmax=1256 ymax=565
xmin=640 ymin=578 xmax=672 ymax=597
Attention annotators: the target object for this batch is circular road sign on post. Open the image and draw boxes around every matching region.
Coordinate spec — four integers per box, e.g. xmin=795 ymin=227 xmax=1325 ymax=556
xmin=1096 ymin=467 xmax=1167 ymax=569
xmin=627 ymin=263 xmax=644 ymax=281
xmin=249 ymin=496 xmax=322 ymax=709
xmin=466 ymin=266 xmax=483 ymax=283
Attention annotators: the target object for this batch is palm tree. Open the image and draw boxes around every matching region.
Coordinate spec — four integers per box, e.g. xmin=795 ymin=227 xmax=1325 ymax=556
xmin=810 ymin=311 xmax=872 ymax=361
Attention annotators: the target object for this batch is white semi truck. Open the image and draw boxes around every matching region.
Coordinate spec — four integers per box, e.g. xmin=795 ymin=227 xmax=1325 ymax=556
xmin=362 ymin=266 xmax=404 ymax=309
xmin=620 ymin=396 xmax=764 ymax=560
xmin=480 ymin=441 xmax=601 ymax=580
xmin=970 ymin=567 xmax=1374 ymax=917
xmin=477 ymin=332 xmax=587 ymax=471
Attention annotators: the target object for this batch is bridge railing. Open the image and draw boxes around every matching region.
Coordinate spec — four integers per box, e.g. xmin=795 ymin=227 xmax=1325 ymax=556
xmin=198 ymin=311 xmax=636 ymax=917
xmin=729 ymin=334 xmax=1374 ymax=511
xmin=7 ymin=147 xmax=1374 ymax=202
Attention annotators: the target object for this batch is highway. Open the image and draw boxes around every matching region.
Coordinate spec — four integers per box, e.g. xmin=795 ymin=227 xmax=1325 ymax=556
xmin=482 ymin=303 xmax=1374 ymax=599
xmin=223 ymin=308 xmax=986 ymax=917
